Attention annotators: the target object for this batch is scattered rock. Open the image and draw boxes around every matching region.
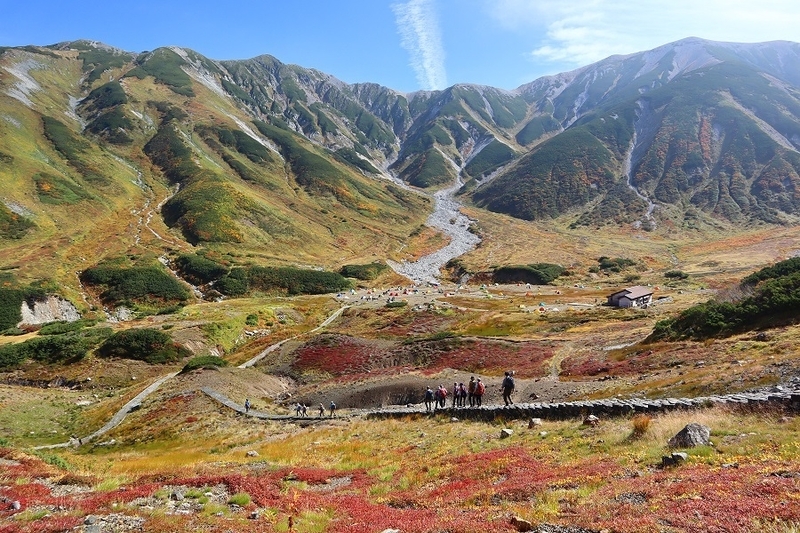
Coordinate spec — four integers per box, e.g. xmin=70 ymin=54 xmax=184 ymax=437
xmin=539 ymin=431 xmax=548 ymax=437
xmin=528 ymin=418 xmax=543 ymax=428
xmin=249 ymin=510 xmax=260 ymax=519
xmin=668 ymin=423 xmax=711 ymax=448
xmin=450 ymin=417 xmax=459 ymax=422
xmin=246 ymin=450 xmax=259 ymax=457
xmin=381 ymin=529 xmax=401 ymax=533
xmin=84 ymin=516 xmax=97 ymax=525
xmin=510 ymin=515 xmax=533 ymax=531
xmin=661 ymin=452 xmax=689 ymax=468
xmin=583 ymin=415 xmax=600 ymax=427
xmin=11 ymin=500 xmax=21 ymax=511
xmin=170 ymin=490 xmax=184 ymax=501
xmin=500 ymin=428 xmax=513 ymax=439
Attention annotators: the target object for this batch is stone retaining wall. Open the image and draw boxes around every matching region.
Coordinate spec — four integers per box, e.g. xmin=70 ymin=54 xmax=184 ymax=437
xmin=366 ymin=390 xmax=800 ymax=422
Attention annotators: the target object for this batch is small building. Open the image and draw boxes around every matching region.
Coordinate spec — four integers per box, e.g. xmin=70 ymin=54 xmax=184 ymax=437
xmin=607 ymin=286 xmax=654 ymax=308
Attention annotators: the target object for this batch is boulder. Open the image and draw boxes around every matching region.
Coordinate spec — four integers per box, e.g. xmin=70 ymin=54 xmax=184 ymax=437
xmin=500 ymin=428 xmax=513 ymax=439
xmin=583 ymin=415 xmax=600 ymax=427
xmin=246 ymin=450 xmax=259 ymax=457
xmin=668 ymin=423 xmax=711 ymax=448
xmin=528 ymin=418 xmax=543 ymax=428
xmin=509 ymin=515 xmax=533 ymax=532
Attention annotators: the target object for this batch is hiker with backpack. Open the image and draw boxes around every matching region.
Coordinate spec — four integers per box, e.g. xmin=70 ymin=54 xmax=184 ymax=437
xmin=437 ymin=384 xmax=447 ymax=408
xmin=457 ymin=382 xmax=467 ymax=407
xmin=474 ymin=378 xmax=485 ymax=407
xmin=329 ymin=401 xmax=337 ymax=418
xmin=424 ymin=386 xmax=434 ymax=412
xmin=467 ymin=376 xmax=477 ymax=407
xmin=501 ymin=371 xmax=515 ymax=406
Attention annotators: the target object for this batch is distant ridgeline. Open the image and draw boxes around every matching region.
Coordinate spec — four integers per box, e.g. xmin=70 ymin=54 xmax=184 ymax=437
xmin=648 ymin=257 xmax=800 ymax=340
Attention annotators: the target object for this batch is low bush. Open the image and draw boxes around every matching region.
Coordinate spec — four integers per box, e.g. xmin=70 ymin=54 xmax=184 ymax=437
xmin=665 ymin=270 xmax=689 ymax=280
xmin=38 ymin=319 xmax=95 ymax=335
xmin=174 ymin=254 xmax=229 ymax=285
xmin=649 ymin=257 xmax=800 ymax=340
xmin=80 ymin=262 xmax=191 ymax=306
xmin=98 ymin=328 xmax=191 ymax=364
xmin=181 ymin=355 xmax=228 ymax=373
xmin=217 ymin=266 xmax=351 ymax=296
xmin=493 ymin=263 xmax=566 ymax=285
xmin=339 ymin=262 xmax=389 ymax=281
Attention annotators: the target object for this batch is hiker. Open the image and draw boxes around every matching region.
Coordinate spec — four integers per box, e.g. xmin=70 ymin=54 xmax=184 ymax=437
xmin=424 ymin=386 xmax=434 ymax=412
xmin=329 ymin=401 xmax=337 ymax=418
xmin=475 ymin=378 xmax=485 ymax=407
xmin=501 ymin=371 xmax=515 ymax=406
xmin=458 ymin=382 xmax=467 ymax=407
xmin=295 ymin=403 xmax=303 ymax=417
xmin=437 ymin=385 xmax=447 ymax=408
xmin=452 ymin=383 xmax=459 ymax=408
xmin=318 ymin=403 xmax=325 ymax=418
xmin=244 ymin=398 xmax=251 ymax=413
xmin=467 ymin=376 xmax=477 ymax=407
xmin=301 ymin=404 xmax=308 ymax=417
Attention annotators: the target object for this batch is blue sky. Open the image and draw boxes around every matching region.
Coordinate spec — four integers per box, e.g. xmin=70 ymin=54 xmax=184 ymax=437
xmin=4 ymin=0 xmax=800 ymax=93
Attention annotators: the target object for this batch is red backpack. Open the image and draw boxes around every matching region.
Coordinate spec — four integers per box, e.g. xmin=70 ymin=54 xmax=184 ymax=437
xmin=476 ymin=381 xmax=486 ymax=395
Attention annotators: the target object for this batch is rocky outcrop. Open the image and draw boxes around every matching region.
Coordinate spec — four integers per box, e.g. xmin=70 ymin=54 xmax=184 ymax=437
xmin=18 ymin=296 xmax=80 ymax=326
xmin=668 ymin=423 xmax=711 ymax=448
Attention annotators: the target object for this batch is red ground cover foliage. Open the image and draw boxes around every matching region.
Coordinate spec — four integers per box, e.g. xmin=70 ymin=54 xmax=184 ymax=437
xmin=1 ymin=444 xmax=797 ymax=533
xmin=417 ymin=338 xmax=553 ymax=377
xmin=293 ymin=334 xmax=553 ymax=379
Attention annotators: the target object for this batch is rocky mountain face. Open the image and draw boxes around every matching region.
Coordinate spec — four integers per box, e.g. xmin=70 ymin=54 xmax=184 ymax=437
xmin=2 ymin=38 xmax=800 ymax=281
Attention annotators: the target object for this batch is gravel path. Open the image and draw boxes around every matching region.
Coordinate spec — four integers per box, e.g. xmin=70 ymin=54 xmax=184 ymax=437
xmin=387 ymin=176 xmax=480 ymax=284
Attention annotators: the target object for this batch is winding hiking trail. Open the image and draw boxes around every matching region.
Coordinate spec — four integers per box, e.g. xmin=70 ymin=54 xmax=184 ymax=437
xmin=33 ymin=372 xmax=179 ymax=450
xmin=32 ymin=306 xmax=351 ymax=449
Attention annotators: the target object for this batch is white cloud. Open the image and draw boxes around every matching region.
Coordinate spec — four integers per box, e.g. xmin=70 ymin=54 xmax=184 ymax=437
xmin=392 ymin=0 xmax=448 ymax=90
xmin=488 ymin=0 xmax=800 ymax=68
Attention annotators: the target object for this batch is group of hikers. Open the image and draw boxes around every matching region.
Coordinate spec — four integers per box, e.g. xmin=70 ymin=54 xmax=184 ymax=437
xmin=243 ymin=398 xmax=338 ymax=418
xmin=424 ymin=372 xmax=515 ymax=412
xmin=242 ymin=371 xmax=517 ymax=419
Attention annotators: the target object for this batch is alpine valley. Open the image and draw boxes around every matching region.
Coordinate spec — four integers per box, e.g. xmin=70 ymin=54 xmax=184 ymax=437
xmin=1 ymin=37 xmax=800 ymax=533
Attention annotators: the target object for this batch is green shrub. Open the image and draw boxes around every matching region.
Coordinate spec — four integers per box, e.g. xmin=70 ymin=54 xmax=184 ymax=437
xmin=339 ymin=262 xmax=389 ymax=281
xmin=245 ymin=314 xmax=258 ymax=326
xmin=80 ymin=263 xmax=191 ymax=305
xmin=175 ymin=254 xmax=229 ymax=285
xmin=181 ymin=355 xmax=228 ymax=373
xmin=597 ymin=257 xmax=637 ymax=272
xmin=648 ymin=258 xmax=800 ymax=341
xmin=217 ymin=266 xmax=351 ymax=297
xmin=386 ymin=300 xmax=408 ymax=308
xmin=665 ymin=270 xmax=689 ymax=280
xmin=493 ymin=263 xmax=565 ymax=284
xmin=38 ymin=319 xmax=95 ymax=335
xmin=0 ymin=343 xmax=26 ymax=369
xmin=227 ymin=492 xmax=251 ymax=506
xmin=98 ymin=328 xmax=191 ymax=364
xmin=0 ymin=333 xmax=99 ymax=368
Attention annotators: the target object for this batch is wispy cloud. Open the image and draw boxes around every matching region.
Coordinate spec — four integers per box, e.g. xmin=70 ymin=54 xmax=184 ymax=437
xmin=489 ymin=0 xmax=800 ymax=70
xmin=392 ymin=0 xmax=447 ymax=90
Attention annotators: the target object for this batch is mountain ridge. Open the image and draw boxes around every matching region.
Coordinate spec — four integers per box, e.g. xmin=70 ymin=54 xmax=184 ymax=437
xmin=2 ymin=36 xmax=800 ymax=297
